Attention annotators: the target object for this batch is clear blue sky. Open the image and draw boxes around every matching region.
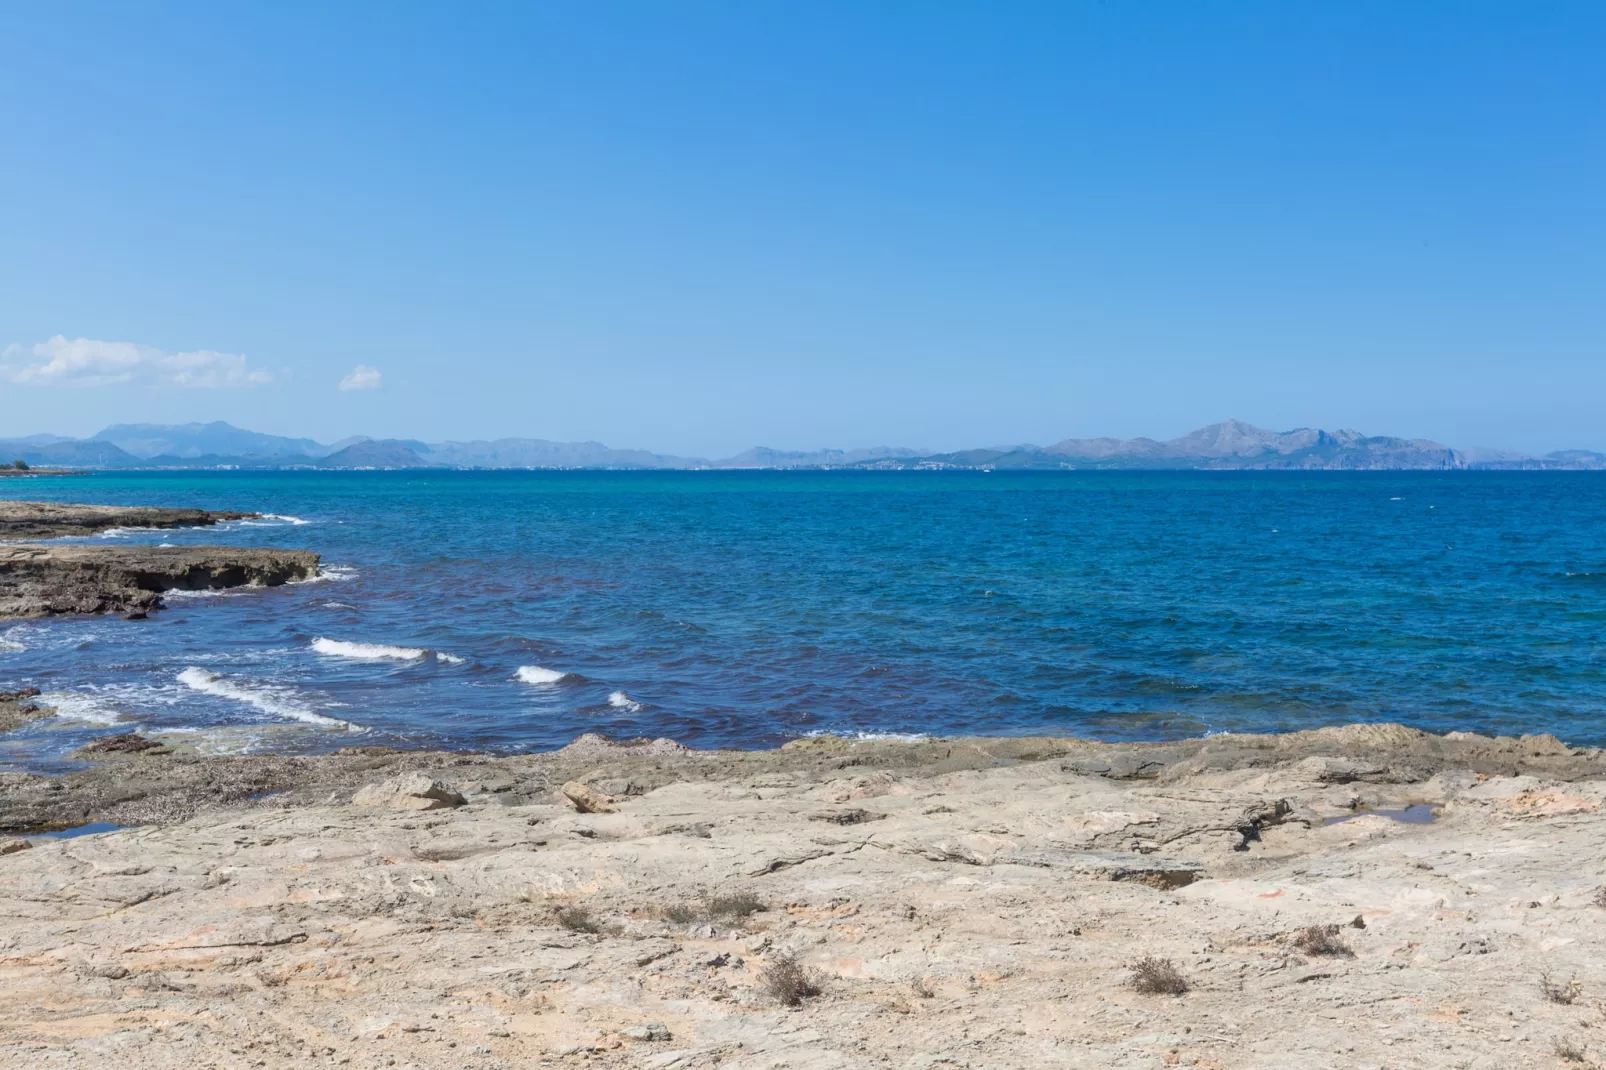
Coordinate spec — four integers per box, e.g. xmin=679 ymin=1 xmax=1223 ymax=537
xmin=2 ymin=2 xmax=1602 ymax=455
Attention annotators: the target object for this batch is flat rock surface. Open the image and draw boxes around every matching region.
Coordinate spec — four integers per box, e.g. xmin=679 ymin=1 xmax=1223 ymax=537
xmin=2 ymin=726 xmax=1605 ymax=1067
xmin=0 ymin=543 xmax=320 ymax=619
xmin=0 ymin=499 xmax=254 ymax=540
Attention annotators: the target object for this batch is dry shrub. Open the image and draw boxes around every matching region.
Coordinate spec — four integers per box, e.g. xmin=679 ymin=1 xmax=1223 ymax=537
xmin=1540 ymin=972 xmax=1583 ymax=1006
xmin=1556 ymin=1038 xmax=1587 ymax=1063
xmin=761 ymin=953 xmax=823 ymax=1006
xmin=555 ymin=905 xmax=601 ymax=934
xmin=1594 ymin=887 xmax=1606 ymax=909
xmin=707 ymin=891 xmax=764 ymax=919
xmin=1128 ymin=957 xmax=1188 ymax=996
xmin=1291 ymin=924 xmax=1355 ymax=958
xmin=909 ymin=974 xmax=935 ymax=999
xmin=658 ymin=891 xmax=765 ymax=926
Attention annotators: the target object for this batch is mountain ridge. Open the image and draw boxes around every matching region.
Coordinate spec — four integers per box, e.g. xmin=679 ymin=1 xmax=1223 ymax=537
xmin=1 ymin=420 xmax=1602 ymax=471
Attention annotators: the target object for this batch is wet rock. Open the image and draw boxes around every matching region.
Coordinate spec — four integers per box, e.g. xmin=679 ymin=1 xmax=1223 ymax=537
xmin=0 ymin=544 xmax=320 ymax=620
xmin=79 ymin=734 xmax=167 ymax=756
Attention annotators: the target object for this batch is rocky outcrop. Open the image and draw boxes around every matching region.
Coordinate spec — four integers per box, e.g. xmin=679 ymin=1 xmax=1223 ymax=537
xmin=0 ymin=544 xmax=320 ymax=620
xmin=0 ymin=500 xmax=255 ymax=540
xmin=4 ymin=727 xmax=1606 ymax=1067
xmin=0 ymin=689 xmax=52 ymax=733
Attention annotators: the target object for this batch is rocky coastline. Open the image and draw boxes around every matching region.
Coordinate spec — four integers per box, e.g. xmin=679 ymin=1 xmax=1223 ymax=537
xmin=3 ymin=496 xmax=1603 ymax=1066
xmin=3 ymin=724 xmax=1606 ymax=1067
xmin=0 ymin=500 xmax=319 ymax=619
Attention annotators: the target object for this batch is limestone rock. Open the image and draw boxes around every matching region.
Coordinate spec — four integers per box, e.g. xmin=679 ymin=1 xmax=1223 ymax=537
xmin=351 ymin=773 xmax=465 ymax=810
xmin=560 ymin=780 xmax=617 ymax=813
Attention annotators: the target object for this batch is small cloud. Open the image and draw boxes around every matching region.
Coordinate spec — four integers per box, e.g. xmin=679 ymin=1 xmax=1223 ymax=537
xmin=339 ymin=364 xmax=382 ymax=391
xmin=0 ymin=335 xmax=271 ymax=388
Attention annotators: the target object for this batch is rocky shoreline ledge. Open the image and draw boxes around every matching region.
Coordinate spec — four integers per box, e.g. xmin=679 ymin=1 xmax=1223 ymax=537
xmin=0 ymin=500 xmax=256 ymax=540
xmin=3 ymin=724 xmax=1605 ymax=1068
xmin=0 ymin=499 xmax=319 ymax=619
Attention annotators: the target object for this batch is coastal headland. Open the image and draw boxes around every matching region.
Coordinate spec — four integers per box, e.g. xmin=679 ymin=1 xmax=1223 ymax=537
xmin=0 ymin=500 xmax=319 ymax=620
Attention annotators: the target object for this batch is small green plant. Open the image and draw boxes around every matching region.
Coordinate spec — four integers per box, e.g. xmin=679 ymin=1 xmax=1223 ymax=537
xmin=1128 ymin=957 xmax=1188 ymax=996
xmin=761 ymin=953 xmax=823 ymax=1006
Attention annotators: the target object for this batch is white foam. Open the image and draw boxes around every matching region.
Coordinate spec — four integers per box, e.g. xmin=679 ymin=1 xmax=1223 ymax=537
xmin=39 ymin=691 xmax=122 ymax=725
xmin=165 ymin=587 xmax=229 ymax=600
xmin=290 ymin=565 xmax=359 ymax=585
xmin=177 ymin=667 xmax=353 ymax=729
xmin=436 ymin=652 xmax=466 ymax=665
xmin=515 ymin=665 xmax=572 ymax=685
xmin=261 ymin=514 xmax=310 ymax=525
xmin=607 ymin=690 xmax=644 ymax=712
xmin=0 ymin=627 xmax=24 ymax=653
xmin=802 ymin=729 xmax=931 ymax=742
xmin=312 ymin=637 xmax=426 ymax=661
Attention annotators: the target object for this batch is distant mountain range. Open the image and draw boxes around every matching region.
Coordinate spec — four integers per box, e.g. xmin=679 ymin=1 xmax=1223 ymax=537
xmin=2 ymin=419 xmax=1603 ymax=471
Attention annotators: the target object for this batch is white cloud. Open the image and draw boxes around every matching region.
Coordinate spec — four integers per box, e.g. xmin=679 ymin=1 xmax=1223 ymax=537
xmin=0 ymin=335 xmax=271 ymax=388
xmin=338 ymin=364 xmax=382 ymax=391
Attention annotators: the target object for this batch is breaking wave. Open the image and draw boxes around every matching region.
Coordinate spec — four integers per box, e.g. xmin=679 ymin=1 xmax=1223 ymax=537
xmin=176 ymin=667 xmax=353 ymax=729
xmin=312 ymin=637 xmax=427 ymax=661
xmin=515 ymin=665 xmax=576 ymax=685
xmin=607 ymin=690 xmax=644 ymax=712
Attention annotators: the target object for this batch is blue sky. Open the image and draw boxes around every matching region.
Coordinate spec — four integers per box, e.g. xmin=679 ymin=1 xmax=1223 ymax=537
xmin=2 ymin=2 xmax=1602 ymax=455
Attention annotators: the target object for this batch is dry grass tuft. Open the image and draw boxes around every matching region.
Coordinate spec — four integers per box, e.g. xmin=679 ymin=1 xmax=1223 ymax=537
xmin=1555 ymin=1037 xmax=1587 ymax=1063
xmin=1541 ymin=972 xmax=1583 ymax=1006
xmin=761 ymin=953 xmax=824 ymax=1006
xmin=1593 ymin=886 xmax=1606 ymax=909
xmin=909 ymin=974 xmax=936 ymax=999
xmin=1128 ymin=957 xmax=1188 ymax=996
xmin=554 ymin=905 xmax=601 ymax=934
xmin=707 ymin=891 xmax=765 ymax=919
xmin=1291 ymin=924 xmax=1355 ymax=958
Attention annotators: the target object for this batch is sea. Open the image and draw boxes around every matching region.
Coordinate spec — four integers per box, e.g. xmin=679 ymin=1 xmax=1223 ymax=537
xmin=3 ymin=468 xmax=1605 ymax=770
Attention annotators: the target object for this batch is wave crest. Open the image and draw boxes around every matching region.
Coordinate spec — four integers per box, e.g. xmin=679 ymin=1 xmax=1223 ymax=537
xmin=312 ymin=637 xmax=426 ymax=661
xmin=515 ymin=665 xmax=575 ymax=685
xmin=177 ymin=667 xmax=353 ymax=729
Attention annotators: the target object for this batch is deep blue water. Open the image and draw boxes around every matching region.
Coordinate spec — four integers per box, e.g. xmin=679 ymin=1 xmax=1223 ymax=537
xmin=3 ymin=469 xmax=1605 ymax=768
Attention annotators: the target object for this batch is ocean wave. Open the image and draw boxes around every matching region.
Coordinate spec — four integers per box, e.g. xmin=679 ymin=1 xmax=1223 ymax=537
xmin=259 ymin=513 xmax=311 ymax=525
xmin=291 ymin=565 xmax=359 ymax=585
xmin=177 ymin=667 xmax=353 ymax=729
xmin=312 ymin=637 xmax=426 ymax=661
xmin=165 ymin=587 xmax=230 ymax=601
xmin=39 ymin=691 xmax=122 ymax=725
xmin=0 ymin=627 xmax=24 ymax=653
xmin=801 ymin=729 xmax=932 ymax=742
xmin=515 ymin=665 xmax=576 ymax=685
xmin=436 ymin=652 xmax=466 ymax=665
xmin=608 ymin=690 xmax=644 ymax=712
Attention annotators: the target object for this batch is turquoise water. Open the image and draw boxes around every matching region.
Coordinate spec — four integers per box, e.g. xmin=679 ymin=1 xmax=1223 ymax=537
xmin=3 ymin=469 xmax=1605 ymax=767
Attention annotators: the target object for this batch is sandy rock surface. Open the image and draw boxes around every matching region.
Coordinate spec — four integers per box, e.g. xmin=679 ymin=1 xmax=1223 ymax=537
xmin=4 ymin=728 xmax=1606 ymax=1068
